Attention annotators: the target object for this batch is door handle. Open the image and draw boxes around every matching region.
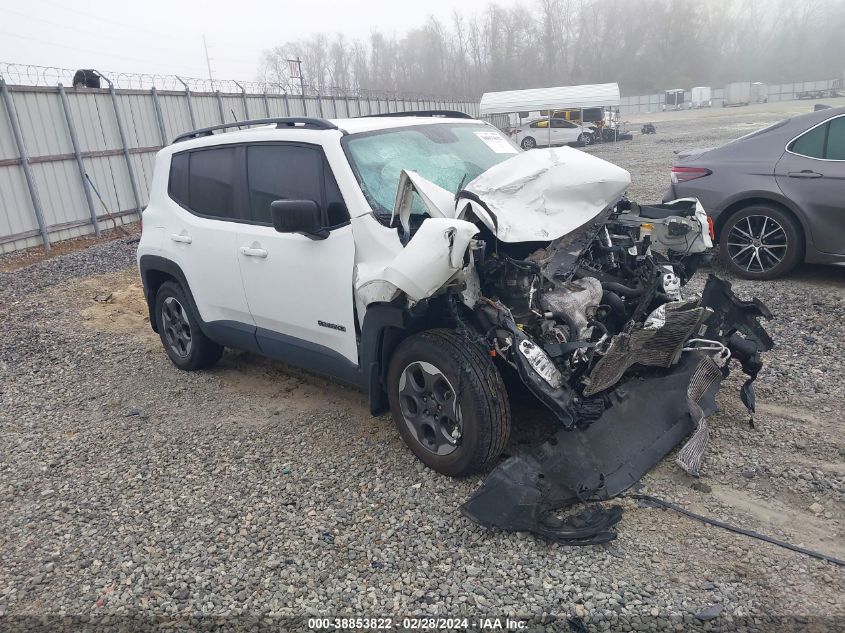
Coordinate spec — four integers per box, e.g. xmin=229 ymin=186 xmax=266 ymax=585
xmin=170 ymin=233 xmax=192 ymax=244
xmin=787 ymin=170 xmax=822 ymax=178
xmin=239 ymin=246 xmax=268 ymax=258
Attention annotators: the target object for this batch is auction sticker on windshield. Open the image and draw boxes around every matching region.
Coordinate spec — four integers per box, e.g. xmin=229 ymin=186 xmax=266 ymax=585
xmin=474 ymin=130 xmax=518 ymax=153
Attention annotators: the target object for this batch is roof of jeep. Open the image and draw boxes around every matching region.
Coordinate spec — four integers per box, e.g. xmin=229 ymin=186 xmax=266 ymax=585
xmin=163 ymin=116 xmax=488 ymax=153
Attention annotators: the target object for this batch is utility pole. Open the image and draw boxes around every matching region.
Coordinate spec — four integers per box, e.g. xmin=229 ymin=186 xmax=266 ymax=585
xmin=203 ymin=35 xmax=214 ymax=88
xmin=287 ymin=56 xmax=307 ymax=113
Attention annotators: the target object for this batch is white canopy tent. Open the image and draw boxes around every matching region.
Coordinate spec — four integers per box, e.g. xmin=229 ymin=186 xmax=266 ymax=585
xmin=480 ymin=83 xmax=621 ymax=115
xmin=480 ymin=83 xmax=621 ymax=144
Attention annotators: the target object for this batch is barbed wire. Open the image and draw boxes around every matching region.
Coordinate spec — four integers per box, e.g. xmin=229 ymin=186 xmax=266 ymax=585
xmin=0 ymin=62 xmax=470 ymax=101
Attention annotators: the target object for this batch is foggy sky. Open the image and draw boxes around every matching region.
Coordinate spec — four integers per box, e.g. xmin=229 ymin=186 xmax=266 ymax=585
xmin=0 ymin=0 xmax=504 ymax=80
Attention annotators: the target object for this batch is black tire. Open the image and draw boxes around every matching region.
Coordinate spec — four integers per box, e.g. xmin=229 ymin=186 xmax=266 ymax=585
xmin=387 ymin=329 xmax=511 ymax=477
xmin=578 ymin=132 xmax=592 ymax=146
xmin=154 ymin=280 xmax=223 ymax=370
xmin=521 ymin=136 xmax=537 ymax=150
xmin=718 ymin=204 xmax=803 ymax=280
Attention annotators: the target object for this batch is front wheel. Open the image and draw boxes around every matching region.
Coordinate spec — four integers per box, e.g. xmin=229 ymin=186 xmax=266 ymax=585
xmin=521 ymin=136 xmax=537 ymax=149
xmin=387 ymin=329 xmax=511 ymax=477
xmin=578 ymin=133 xmax=592 ymax=146
xmin=719 ymin=205 xmax=803 ymax=279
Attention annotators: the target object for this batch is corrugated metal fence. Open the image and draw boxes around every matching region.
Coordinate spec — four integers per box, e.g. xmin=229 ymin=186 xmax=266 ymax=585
xmin=0 ymin=79 xmax=481 ymax=254
xmin=620 ymin=78 xmax=842 ymax=114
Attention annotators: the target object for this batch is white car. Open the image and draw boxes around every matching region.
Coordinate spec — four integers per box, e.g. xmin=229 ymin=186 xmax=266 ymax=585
xmin=137 ymin=113 xmax=771 ymax=541
xmin=512 ymin=118 xmax=594 ymax=149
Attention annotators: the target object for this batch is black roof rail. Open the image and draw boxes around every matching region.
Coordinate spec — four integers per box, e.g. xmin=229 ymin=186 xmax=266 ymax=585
xmin=361 ymin=110 xmax=474 ymax=119
xmin=172 ymin=117 xmax=338 ymax=144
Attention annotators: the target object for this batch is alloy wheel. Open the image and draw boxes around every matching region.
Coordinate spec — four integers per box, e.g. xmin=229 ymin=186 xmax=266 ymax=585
xmin=161 ymin=296 xmax=193 ymax=358
xmin=398 ymin=361 xmax=463 ymax=456
xmin=726 ymin=215 xmax=788 ymax=274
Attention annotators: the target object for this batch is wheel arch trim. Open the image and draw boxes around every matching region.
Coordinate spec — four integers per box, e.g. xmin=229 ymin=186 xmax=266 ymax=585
xmin=713 ymin=192 xmax=809 ymax=247
xmin=139 ymin=255 xmax=200 ymax=335
xmin=359 ymin=303 xmax=411 ymax=415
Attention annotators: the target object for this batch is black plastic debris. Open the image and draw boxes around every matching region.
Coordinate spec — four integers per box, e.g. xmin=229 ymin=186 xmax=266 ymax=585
xmin=462 ymin=353 xmax=718 ymax=544
xmin=695 ymin=604 xmax=724 ymax=621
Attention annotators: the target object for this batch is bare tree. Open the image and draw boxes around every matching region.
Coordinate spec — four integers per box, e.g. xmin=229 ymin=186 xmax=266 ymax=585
xmin=258 ymin=0 xmax=845 ymax=98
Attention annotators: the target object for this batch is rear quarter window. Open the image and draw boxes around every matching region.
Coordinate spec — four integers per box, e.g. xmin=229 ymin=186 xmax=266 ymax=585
xmin=789 ymin=123 xmax=826 ymax=158
xmin=168 ymin=152 xmax=189 ymax=205
xmin=788 ymin=116 xmax=845 ymax=160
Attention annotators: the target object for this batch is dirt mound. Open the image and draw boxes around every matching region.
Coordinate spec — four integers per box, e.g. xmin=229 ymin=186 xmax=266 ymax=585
xmin=78 ymin=270 xmax=155 ymax=341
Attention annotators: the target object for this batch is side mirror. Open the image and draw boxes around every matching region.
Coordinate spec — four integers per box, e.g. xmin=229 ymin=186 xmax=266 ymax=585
xmin=270 ymin=199 xmax=328 ymax=240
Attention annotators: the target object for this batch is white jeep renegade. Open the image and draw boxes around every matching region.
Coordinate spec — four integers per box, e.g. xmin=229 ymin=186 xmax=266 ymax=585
xmin=138 ymin=113 xmax=765 ymax=489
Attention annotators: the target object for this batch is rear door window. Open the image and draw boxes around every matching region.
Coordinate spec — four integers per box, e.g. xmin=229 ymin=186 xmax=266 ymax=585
xmin=186 ymin=147 xmax=239 ymax=218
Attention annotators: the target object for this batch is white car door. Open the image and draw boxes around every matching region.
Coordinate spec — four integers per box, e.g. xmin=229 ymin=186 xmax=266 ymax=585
xmin=235 ymin=143 xmax=359 ymax=371
xmin=165 ymin=147 xmax=254 ymax=326
xmin=523 ymin=121 xmax=553 ymax=147
xmin=553 ymin=119 xmax=581 ymax=145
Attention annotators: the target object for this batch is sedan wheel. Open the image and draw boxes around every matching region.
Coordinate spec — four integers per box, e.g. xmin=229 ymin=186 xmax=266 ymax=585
xmin=521 ymin=136 xmax=537 ymax=149
xmin=578 ymin=133 xmax=592 ymax=146
xmin=719 ymin=205 xmax=802 ymax=279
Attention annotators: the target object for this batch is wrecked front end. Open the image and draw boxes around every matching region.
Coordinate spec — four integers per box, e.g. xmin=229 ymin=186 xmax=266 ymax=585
xmin=369 ymin=147 xmax=773 ymax=544
xmin=452 ymin=151 xmax=772 ymax=544
xmin=462 ymin=274 xmax=772 ymax=544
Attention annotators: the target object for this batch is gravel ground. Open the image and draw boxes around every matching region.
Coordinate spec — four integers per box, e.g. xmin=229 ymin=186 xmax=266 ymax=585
xmin=1 ymin=101 xmax=844 ymax=632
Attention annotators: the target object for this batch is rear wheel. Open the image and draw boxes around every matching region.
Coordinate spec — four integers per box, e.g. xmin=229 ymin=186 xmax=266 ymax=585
xmin=387 ymin=329 xmax=510 ymax=477
xmin=155 ymin=281 xmax=223 ymax=370
xmin=719 ymin=205 xmax=802 ymax=279
xmin=521 ymin=136 xmax=537 ymax=149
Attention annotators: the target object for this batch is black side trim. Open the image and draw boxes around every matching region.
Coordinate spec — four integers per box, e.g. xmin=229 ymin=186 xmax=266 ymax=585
xmin=205 ymin=320 xmax=261 ymax=354
xmin=140 ymin=256 xmax=416 ymax=414
xmin=256 ymin=327 xmax=363 ymax=388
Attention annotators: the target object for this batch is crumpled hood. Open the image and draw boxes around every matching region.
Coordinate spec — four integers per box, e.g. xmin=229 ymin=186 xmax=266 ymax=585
xmin=459 ymin=147 xmax=631 ymax=243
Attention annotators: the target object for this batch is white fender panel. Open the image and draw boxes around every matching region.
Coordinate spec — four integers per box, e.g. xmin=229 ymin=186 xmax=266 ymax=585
xmin=381 ymin=218 xmax=479 ymax=303
xmin=392 ymin=170 xmax=457 ymax=235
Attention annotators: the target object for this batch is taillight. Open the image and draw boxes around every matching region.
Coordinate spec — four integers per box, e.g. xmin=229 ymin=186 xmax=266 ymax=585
xmin=671 ymin=166 xmax=711 ymax=183
xmin=706 ymin=215 xmax=715 ymax=240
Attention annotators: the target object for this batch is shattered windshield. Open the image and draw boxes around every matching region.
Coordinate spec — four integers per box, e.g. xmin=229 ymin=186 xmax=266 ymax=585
xmin=342 ymin=123 xmax=520 ymax=217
